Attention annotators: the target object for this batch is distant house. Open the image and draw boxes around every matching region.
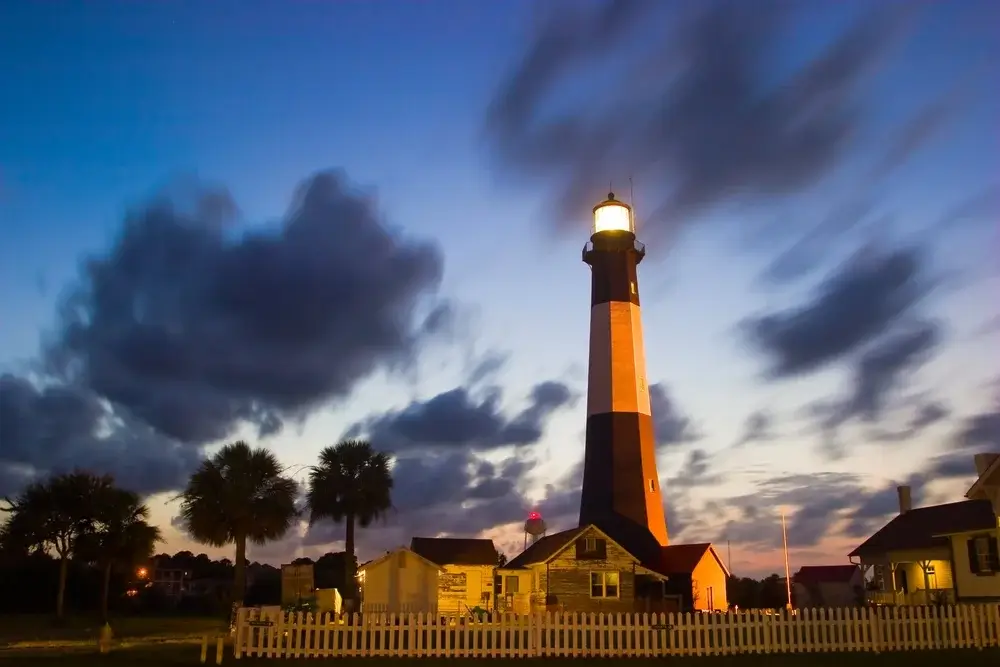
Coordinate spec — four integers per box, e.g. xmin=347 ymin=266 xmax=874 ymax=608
xmin=358 ymin=547 xmax=442 ymax=614
xmin=409 ymin=537 xmax=498 ymax=615
xmin=496 ymin=524 xmax=672 ymax=615
xmin=849 ymin=469 xmax=997 ymax=606
xmin=792 ymin=565 xmax=863 ymax=608
xmin=150 ymin=557 xmax=190 ymax=598
xmin=659 ymin=543 xmax=730 ymax=612
xmin=935 ymin=453 xmax=1000 ymax=603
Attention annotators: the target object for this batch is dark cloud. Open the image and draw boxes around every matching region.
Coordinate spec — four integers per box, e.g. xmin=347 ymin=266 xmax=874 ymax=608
xmin=732 ymin=410 xmax=776 ymax=448
xmin=665 ymin=449 xmax=720 ymax=489
xmin=303 ymin=451 xmax=536 ymax=555
xmin=486 ymin=0 xmax=917 ymax=236
xmin=45 ymin=170 xmax=451 ymax=446
xmin=869 ymin=399 xmax=951 ymax=443
xmin=953 ymin=406 xmax=1000 ymax=452
xmin=757 ymin=197 xmax=879 ymax=286
xmin=649 ymin=382 xmax=700 ymax=447
xmin=346 ymin=380 xmax=576 ymax=452
xmin=0 ymin=374 xmax=199 ymax=496
xmin=743 ymin=245 xmax=933 ymax=379
xmin=717 ymin=472 xmax=920 ymax=551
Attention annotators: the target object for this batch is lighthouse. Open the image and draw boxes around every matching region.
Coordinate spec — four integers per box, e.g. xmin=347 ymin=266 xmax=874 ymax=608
xmin=579 ymin=193 xmax=669 ymax=551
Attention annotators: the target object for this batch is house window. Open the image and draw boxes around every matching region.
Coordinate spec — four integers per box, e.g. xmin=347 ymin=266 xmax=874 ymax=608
xmin=585 ymin=537 xmax=597 ymax=552
xmin=590 ymin=571 xmax=619 ymax=598
xmin=494 ymin=575 xmax=503 ymax=594
xmin=505 ymin=576 xmax=520 ymax=594
xmin=975 ymin=537 xmax=993 ymax=572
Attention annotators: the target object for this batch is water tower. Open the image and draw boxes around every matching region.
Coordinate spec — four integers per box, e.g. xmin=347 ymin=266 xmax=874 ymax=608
xmin=523 ymin=510 xmax=547 ymax=549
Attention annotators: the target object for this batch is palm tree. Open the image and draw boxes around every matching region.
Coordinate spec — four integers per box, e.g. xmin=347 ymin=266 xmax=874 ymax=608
xmin=77 ymin=486 xmax=161 ymax=621
xmin=306 ymin=439 xmax=393 ymax=607
xmin=178 ymin=441 xmax=299 ymax=607
xmin=0 ymin=472 xmax=112 ymax=619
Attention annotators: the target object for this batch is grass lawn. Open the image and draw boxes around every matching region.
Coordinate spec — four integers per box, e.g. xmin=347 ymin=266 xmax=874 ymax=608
xmin=0 ymin=614 xmax=226 ymax=647
xmin=6 ymin=645 xmax=1000 ymax=666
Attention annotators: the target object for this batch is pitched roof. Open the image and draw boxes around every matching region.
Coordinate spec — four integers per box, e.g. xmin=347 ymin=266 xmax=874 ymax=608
xmin=966 ymin=453 xmax=1000 ymax=499
xmin=358 ymin=547 xmax=444 ymax=572
xmin=848 ymin=499 xmax=995 ymax=557
xmin=794 ymin=565 xmax=858 ymax=585
xmin=502 ymin=527 xmax=588 ymax=569
xmin=659 ymin=543 xmax=710 ymax=573
xmin=409 ymin=537 xmax=497 ymax=566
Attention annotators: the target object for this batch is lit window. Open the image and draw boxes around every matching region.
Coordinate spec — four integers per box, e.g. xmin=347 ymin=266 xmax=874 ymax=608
xmin=630 ymin=281 xmax=637 ymax=295
xmin=505 ymin=576 xmax=520 ymax=594
xmin=590 ymin=571 xmax=620 ymax=598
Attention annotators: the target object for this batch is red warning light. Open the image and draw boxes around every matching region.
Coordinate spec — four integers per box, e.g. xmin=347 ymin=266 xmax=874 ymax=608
xmin=528 ymin=511 xmax=542 ymax=520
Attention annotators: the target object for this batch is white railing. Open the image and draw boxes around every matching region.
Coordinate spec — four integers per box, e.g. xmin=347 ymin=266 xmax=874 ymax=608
xmin=233 ymin=604 xmax=1000 ymax=658
xmin=867 ymin=589 xmax=955 ymax=606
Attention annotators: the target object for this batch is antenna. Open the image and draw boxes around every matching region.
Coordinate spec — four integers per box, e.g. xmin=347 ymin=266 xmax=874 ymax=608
xmin=629 ymin=176 xmax=636 ymax=229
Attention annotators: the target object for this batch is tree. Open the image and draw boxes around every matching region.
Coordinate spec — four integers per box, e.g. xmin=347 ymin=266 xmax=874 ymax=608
xmin=178 ymin=441 xmax=299 ymax=607
xmin=496 ymin=549 xmax=508 ymax=567
xmin=306 ymin=440 xmax=393 ymax=608
xmin=0 ymin=472 xmax=112 ymax=619
xmin=76 ymin=486 xmax=161 ymax=621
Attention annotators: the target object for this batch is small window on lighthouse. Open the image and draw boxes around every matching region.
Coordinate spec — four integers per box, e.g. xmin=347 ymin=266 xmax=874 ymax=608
xmin=630 ymin=281 xmax=637 ymax=294
xmin=648 ymin=479 xmax=655 ymax=492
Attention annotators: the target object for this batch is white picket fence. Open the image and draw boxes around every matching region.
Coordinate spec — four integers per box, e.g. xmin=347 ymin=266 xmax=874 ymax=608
xmin=233 ymin=604 xmax=1000 ymax=658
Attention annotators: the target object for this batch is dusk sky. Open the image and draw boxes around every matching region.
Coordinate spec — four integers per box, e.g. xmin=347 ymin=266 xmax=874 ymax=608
xmin=1 ymin=0 xmax=997 ymax=577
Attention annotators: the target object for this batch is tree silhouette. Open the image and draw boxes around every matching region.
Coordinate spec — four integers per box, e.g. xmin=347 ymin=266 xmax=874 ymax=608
xmin=76 ymin=486 xmax=161 ymax=621
xmin=306 ymin=440 xmax=393 ymax=608
xmin=1 ymin=472 xmax=113 ymax=619
xmin=178 ymin=441 xmax=299 ymax=607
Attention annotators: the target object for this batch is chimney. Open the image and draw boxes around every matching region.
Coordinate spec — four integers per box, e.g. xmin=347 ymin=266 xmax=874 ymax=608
xmin=897 ymin=485 xmax=912 ymax=514
xmin=974 ymin=454 xmax=1000 ymax=477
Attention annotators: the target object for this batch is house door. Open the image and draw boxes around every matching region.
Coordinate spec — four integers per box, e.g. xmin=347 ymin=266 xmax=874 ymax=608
xmin=706 ymin=586 xmax=714 ymax=611
xmin=925 ymin=565 xmax=937 ymax=590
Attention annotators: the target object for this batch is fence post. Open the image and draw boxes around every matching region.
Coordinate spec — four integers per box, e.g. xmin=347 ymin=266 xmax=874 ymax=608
xmin=869 ymin=607 xmax=881 ymax=654
xmin=993 ymin=603 xmax=1000 ymax=647
xmin=233 ymin=607 xmax=248 ymax=659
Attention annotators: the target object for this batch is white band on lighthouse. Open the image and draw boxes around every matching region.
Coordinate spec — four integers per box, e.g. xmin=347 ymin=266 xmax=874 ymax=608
xmin=586 ymin=301 xmax=652 ymax=417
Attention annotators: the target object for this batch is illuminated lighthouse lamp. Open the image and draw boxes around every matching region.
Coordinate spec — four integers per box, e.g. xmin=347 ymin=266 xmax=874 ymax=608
xmin=592 ymin=193 xmax=634 ymax=235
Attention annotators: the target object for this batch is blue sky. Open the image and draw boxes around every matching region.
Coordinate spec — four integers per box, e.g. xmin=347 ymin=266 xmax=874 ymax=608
xmin=1 ymin=1 xmax=997 ymax=576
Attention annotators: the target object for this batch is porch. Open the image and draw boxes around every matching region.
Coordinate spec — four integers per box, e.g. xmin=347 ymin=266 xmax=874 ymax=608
xmin=855 ymin=550 xmax=955 ymax=607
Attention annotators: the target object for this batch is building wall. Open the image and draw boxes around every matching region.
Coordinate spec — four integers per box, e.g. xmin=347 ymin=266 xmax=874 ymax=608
xmin=951 ymin=531 xmax=1000 ymax=601
xmin=494 ymin=569 xmax=532 ymax=614
xmin=360 ymin=550 xmax=439 ymax=614
xmin=691 ymin=552 xmax=728 ymax=611
xmin=535 ymin=527 xmax=638 ymax=614
xmin=794 ymin=576 xmax=862 ymax=608
xmin=437 ymin=564 xmax=495 ymax=615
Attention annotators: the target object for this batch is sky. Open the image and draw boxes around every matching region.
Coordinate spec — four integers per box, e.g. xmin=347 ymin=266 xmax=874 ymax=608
xmin=1 ymin=0 xmax=998 ymax=578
